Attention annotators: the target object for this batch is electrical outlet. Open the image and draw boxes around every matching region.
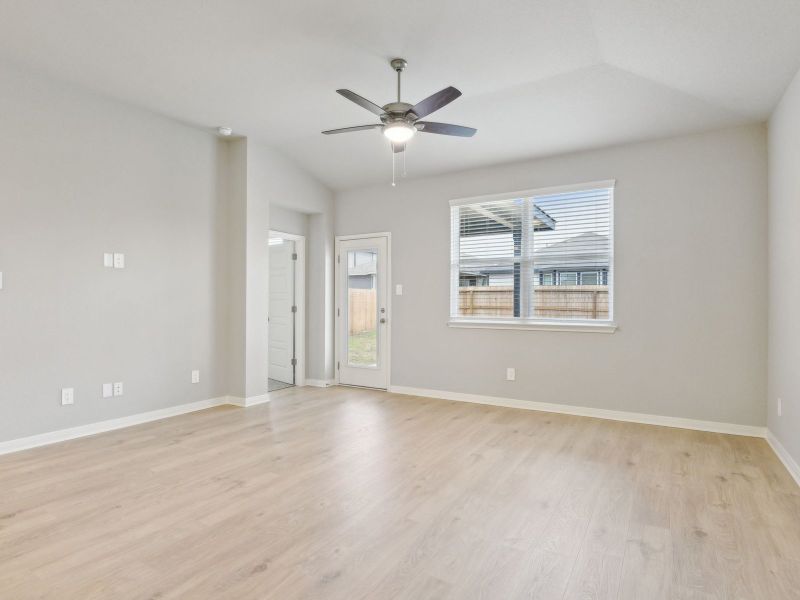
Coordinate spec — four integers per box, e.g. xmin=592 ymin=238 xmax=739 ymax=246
xmin=778 ymin=397 xmax=783 ymax=417
xmin=506 ymin=367 xmax=516 ymax=381
xmin=113 ymin=382 xmax=124 ymax=397
xmin=102 ymin=383 xmax=113 ymax=398
xmin=191 ymin=370 xmax=200 ymax=384
xmin=61 ymin=388 xmax=74 ymax=406
xmin=113 ymin=253 xmax=125 ymax=269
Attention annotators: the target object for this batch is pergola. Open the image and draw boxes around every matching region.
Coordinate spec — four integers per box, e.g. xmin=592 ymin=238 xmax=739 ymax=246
xmin=458 ymin=201 xmax=556 ymax=317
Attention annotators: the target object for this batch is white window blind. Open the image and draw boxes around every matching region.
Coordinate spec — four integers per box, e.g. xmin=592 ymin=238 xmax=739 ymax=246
xmin=450 ymin=182 xmax=614 ymax=324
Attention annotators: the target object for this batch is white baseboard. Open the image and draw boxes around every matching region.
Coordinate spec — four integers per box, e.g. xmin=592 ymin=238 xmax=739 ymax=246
xmin=766 ymin=430 xmax=800 ymax=487
xmin=0 ymin=396 xmax=229 ymax=456
xmin=226 ymin=393 xmax=271 ymax=408
xmin=305 ymin=379 xmax=334 ymax=388
xmin=388 ymin=385 xmax=766 ymax=438
xmin=0 ymin=392 xmax=283 ymax=456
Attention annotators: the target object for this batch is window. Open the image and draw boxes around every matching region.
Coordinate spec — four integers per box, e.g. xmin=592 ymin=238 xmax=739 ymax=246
xmin=449 ymin=181 xmax=615 ymax=330
xmin=559 ymin=272 xmax=578 ymax=285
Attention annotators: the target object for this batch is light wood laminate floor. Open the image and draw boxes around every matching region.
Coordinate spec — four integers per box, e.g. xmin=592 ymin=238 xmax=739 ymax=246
xmin=1 ymin=386 xmax=799 ymax=599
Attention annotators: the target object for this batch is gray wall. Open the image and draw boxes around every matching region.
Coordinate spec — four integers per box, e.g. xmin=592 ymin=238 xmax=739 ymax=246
xmin=335 ymin=125 xmax=768 ymax=426
xmin=271 ymin=205 xmax=309 ymax=238
xmin=0 ymin=64 xmax=334 ymax=441
xmin=768 ymin=67 xmax=800 ymax=463
xmin=0 ymin=64 xmax=228 ymax=439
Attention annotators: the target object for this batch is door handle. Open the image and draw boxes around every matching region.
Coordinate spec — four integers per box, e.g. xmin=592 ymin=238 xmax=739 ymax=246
xmin=380 ymin=317 xmax=387 ymax=324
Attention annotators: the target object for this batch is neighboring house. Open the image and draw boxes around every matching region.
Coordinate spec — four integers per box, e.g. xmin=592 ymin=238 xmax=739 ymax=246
xmin=348 ymin=250 xmax=377 ymax=289
xmin=532 ymin=231 xmax=610 ymax=286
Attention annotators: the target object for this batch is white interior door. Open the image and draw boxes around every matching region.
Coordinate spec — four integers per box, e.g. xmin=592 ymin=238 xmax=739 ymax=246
xmin=337 ymin=235 xmax=389 ymax=389
xmin=269 ymin=239 xmax=295 ymax=385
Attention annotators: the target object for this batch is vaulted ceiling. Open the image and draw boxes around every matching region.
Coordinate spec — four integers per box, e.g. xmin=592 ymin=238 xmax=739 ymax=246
xmin=2 ymin=0 xmax=799 ymax=190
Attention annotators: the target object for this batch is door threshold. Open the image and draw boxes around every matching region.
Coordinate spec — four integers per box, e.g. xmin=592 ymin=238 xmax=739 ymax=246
xmin=337 ymin=383 xmax=388 ymax=391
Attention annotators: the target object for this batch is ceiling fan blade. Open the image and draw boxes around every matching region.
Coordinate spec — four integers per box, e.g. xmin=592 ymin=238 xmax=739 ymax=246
xmin=409 ymin=86 xmax=462 ymax=119
xmin=392 ymin=142 xmax=406 ymax=153
xmin=336 ymin=89 xmax=385 ymax=116
xmin=416 ymin=121 xmax=476 ymax=137
xmin=322 ymin=124 xmax=383 ymax=135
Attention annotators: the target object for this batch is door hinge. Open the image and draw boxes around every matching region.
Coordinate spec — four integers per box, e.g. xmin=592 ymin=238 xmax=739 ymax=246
xmin=337 ymin=254 xmax=340 ymax=264
xmin=291 ymin=358 xmax=297 ymax=366
xmin=291 ymin=305 xmax=297 ymax=313
xmin=291 ymin=252 xmax=297 ymax=260
xmin=337 ymin=361 xmax=340 ymax=371
xmin=337 ymin=307 xmax=340 ymax=317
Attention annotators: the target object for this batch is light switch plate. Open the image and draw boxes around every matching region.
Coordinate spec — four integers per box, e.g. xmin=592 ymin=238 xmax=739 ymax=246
xmin=103 ymin=253 xmax=114 ymax=267
xmin=61 ymin=388 xmax=74 ymax=406
xmin=113 ymin=382 xmax=124 ymax=396
xmin=506 ymin=368 xmax=516 ymax=381
xmin=0 ymin=271 xmax=4 ymax=289
xmin=395 ymin=284 xmax=403 ymax=296
xmin=113 ymin=253 xmax=125 ymax=269
xmin=102 ymin=383 xmax=113 ymax=398
xmin=191 ymin=370 xmax=200 ymax=384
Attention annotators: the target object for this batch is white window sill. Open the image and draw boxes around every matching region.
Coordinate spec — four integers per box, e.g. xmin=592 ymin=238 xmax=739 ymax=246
xmin=447 ymin=319 xmax=618 ymax=333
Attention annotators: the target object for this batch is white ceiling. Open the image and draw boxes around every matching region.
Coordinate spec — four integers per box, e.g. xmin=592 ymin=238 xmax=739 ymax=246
xmin=1 ymin=0 xmax=799 ymax=190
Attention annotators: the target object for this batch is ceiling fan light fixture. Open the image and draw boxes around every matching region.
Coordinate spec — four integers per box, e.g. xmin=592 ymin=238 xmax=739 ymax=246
xmin=383 ymin=122 xmax=415 ymax=143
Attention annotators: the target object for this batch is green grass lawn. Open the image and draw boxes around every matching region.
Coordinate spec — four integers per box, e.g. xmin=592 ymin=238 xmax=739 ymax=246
xmin=348 ymin=330 xmax=377 ymax=366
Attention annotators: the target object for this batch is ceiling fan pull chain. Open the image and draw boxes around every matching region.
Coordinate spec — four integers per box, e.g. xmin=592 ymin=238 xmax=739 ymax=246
xmin=402 ymin=147 xmax=406 ymax=177
xmin=391 ymin=149 xmax=396 ymax=187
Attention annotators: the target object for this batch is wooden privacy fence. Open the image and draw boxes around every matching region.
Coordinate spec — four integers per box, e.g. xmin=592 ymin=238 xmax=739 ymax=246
xmin=349 ymin=289 xmax=377 ymax=334
xmin=459 ymin=286 xmax=609 ymax=319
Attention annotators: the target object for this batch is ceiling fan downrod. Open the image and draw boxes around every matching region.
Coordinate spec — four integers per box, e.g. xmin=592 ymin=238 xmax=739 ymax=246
xmin=391 ymin=57 xmax=407 ymax=103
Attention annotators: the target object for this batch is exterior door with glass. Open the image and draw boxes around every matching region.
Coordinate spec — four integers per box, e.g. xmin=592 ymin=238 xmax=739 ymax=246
xmin=336 ymin=235 xmax=389 ymax=389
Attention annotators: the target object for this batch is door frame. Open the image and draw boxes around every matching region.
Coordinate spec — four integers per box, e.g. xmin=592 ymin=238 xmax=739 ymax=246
xmin=269 ymin=230 xmax=306 ymax=388
xmin=335 ymin=232 xmax=392 ymax=389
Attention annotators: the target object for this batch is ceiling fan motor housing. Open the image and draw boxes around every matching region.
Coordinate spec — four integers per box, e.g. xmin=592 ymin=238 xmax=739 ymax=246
xmin=381 ymin=102 xmax=416 ymax=124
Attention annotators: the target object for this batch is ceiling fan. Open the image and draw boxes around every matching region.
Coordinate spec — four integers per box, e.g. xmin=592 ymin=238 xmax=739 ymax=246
xmin=322 ymin=58 xmax=476 ymax=156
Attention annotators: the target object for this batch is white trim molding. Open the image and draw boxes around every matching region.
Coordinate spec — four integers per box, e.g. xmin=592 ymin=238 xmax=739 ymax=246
xmin=0 ymin=394 xmax=284 ymax=456
xmin=305 ymin=379 xmax=335 ymax=388
xmin=226 ymin=393 xmax=271 ymax=408
xmin=0 ymin=396 xmax=230 ymax=456
xmin=388 ymin=385 xmax=766 ymax=438
xmin=766 ymin=430 xmax=800 ymax=488
xmin=448 ymin=319 xmax=617 ymax=333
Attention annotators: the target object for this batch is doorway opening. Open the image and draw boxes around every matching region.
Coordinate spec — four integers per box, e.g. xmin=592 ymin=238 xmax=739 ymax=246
xmin=268 ymin=230 xmax=305 ymax=391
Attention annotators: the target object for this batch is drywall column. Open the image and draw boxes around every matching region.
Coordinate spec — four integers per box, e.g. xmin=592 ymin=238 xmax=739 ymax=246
xmin=307 ymin=210 xmax=335 ymax=382
xmin=224 ymin=138 xmax=248 ymax=399
xmin=244 ymin=145 xmax=271 ymax=400
xmin=225 ymin=138 xmax=271 ymax=402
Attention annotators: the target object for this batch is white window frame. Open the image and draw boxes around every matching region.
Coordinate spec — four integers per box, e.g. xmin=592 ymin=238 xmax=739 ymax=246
xmin=448 ymin=180 xmax=617 ymax=333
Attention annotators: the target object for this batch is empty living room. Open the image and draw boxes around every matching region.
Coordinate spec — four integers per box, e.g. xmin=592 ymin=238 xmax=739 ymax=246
xmin=3 ymin=1 xmax=800 ymax=598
